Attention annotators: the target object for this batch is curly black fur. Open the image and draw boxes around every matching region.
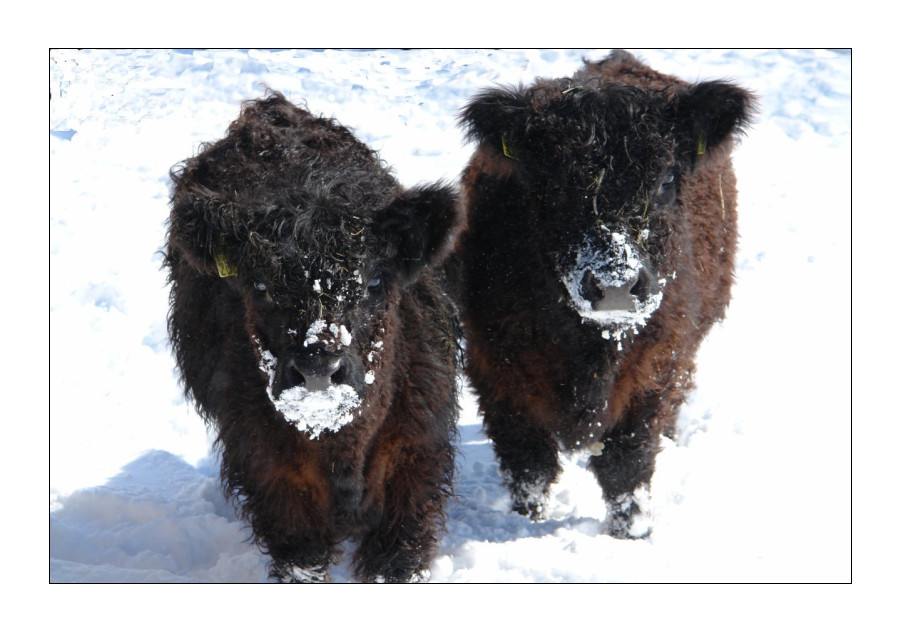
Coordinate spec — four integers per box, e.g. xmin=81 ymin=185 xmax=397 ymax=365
xmin=165 ymin=92 xmax=462 ymax=582
xmin=455 ymin=50 xmax=754 ymax=535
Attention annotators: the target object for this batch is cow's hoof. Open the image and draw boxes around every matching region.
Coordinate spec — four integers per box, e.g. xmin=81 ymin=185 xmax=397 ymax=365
xmin=512 ymin=497 xmax=548 ymax=522
xmin=606 ymin=492 xmax=652 ymax=539
xmin=275 ymin=563 xmax=330 ymax=583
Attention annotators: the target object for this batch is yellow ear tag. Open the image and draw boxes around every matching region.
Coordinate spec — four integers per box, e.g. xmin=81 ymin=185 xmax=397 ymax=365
xmin=214 ymin=243 xmax=238 ymax=278
xmin=697 ymin=133 xmax=707 ymax=156
xmin=501 ymin=134 xmax=519 ymax=161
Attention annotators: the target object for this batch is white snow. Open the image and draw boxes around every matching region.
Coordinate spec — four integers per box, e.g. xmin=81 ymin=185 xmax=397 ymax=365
xmin=304 ymin=319 xmax=326 ymax=346
xmin=267 ymin=383 xmax=361 ymax=439
xmin=335 ymin=323 xmax=352 ymax=347
xmin=304 ymin=320 xmax=352 ymax=348
xmin=49 ymin=48 xmax=851 ymax=586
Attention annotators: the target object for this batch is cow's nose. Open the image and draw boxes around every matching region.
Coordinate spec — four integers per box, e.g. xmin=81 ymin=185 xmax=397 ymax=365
xmin=580 ymin=268 xmax=654 ymax=312
xmin=286 ymin=354 xmax=348 ymax=392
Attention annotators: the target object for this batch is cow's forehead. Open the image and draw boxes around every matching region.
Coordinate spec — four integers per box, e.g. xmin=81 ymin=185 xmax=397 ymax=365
xmin=263 ymin=248 xmax=367 ymax=298
xmin=541 ymin=84 xmax=671 ymax=137
xmin=293 ymin=256 xmax=364 ymax=288
xmin=513 ymin=85 xmax=679 ymax=249
xmin=519 ymin=86 xmax=674 ymax=167
xmin=241 ymin=198 xmax=381 ymax=278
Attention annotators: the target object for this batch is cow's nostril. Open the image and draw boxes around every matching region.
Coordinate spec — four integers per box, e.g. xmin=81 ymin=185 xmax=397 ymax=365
xmin=330 ymin=361 xmax=347 ymax=386
xmin=580 ymin=271 xmax=606 ymax=303
xmin=287 ymin=360 xmax=307 ymax=389
xmin=284 ymin=355 xmax=344 ymax=393
xmin=629 ymin=270 xmax=648 ymax=300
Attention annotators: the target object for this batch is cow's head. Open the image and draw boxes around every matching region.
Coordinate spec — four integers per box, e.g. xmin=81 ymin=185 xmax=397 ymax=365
xmin=168 ymin=93 xmax=459 ymax=437
xmin=460 ymin=72 xmax=753 ymax=334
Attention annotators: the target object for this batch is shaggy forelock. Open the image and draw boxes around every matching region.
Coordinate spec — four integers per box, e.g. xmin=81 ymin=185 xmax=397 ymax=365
xmin=171 ymin=92 xmax=402 ymax=296
xmin=500 ymin=80 xmax=677 ymax=238
xmin=528 ymin=81 xmax=675 ymax=165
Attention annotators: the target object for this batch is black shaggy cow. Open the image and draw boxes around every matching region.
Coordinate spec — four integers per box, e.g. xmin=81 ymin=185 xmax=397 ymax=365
xmin=455 ymin=50 xmax=754 ymax=537
xmin=165 ymin=92 xmax=462 ymax=582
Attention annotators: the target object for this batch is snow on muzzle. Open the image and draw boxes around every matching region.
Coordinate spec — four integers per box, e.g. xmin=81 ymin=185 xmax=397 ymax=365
xmin=255 ymin=333 xmax=364 ymax=440
xmin=560 ymin=232 xmax=663 ymax=329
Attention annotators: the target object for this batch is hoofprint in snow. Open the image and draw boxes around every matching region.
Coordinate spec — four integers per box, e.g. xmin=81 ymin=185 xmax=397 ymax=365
xmin=256 ymin=336 xmax=361 ymax=440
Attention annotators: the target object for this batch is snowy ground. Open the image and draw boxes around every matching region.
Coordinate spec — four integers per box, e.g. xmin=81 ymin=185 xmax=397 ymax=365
xmin=49 ymin=49 xmax=851 ymax=585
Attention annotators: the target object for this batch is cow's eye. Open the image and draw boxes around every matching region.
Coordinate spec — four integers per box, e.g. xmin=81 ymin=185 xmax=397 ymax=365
xmin=366 ymin=275 xmax=386 ymax=300
xmin=656 ymin=170 xmax=678 ymax=203
xmin=253 ymin=281 xmax=267 ymax=294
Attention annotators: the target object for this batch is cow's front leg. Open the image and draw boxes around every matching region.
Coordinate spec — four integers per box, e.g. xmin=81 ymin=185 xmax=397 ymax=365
xmin=482 ymin=407 xmax=561 ymax=521
xmin=355 ymin=436 xmax=455 ymax=582
xmin=247 ymin=477 xmax=338 ymax=582
xmin=219 ymin=427 xmax=338 ymax=582
xmin=586 ymin=395 xmax=662 ymax=539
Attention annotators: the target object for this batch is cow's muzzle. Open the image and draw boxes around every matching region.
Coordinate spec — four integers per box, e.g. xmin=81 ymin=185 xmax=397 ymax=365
xmin=274 ymin=347 xmax=351 ymax=395
xmin=579 ymin=266 xmax=658 ymax=312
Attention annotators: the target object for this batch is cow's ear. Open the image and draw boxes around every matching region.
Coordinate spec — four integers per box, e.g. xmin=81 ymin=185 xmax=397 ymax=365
xmin=379 ymin=183 xmax=461 ymax=284
xmin=459 ymin=86 xmax=530 ymax=151
xmin=671 ymin=80 xmax=755 ymax=164
xmin=167 ymin=175 xmax=242 ymax=279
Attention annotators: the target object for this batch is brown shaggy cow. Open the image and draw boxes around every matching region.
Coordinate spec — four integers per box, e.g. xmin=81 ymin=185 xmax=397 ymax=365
xmin=165 ymin=92 xmax=462 ymax=582
xmin=454 ymin=50 xmax=754 ymax=537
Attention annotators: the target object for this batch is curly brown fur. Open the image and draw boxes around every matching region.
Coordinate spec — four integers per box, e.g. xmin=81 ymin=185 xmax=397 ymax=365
xmin=165 ymin=92 xmax=462 ymax=582
xmin=455 ymin=50 xmax=754 ymax=535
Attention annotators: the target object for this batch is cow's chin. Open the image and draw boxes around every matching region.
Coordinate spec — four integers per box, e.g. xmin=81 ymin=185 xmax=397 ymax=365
xmin=269 ymin=383 xmax=361 ymax=440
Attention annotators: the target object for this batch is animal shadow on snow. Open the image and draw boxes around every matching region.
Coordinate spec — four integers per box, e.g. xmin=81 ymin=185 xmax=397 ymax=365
xmin=50 ymin=450 xmax=268 ymax=582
